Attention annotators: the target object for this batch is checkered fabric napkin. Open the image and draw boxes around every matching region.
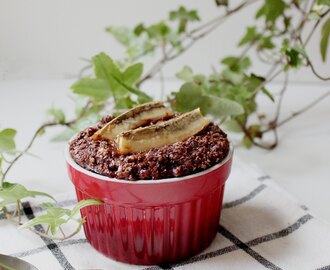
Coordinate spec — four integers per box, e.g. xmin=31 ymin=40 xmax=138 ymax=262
xmin=1 ymin=157 xmax=330 ymax=270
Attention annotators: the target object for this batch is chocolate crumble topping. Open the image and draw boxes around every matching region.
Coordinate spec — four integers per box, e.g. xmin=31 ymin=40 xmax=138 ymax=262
xmin=69 ymin=115 xmax=230 ymax=181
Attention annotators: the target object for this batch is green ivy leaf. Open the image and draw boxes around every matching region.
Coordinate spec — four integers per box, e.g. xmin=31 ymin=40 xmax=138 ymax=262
xmin=167 ymin=30 xmax=183 ymax=49
xmin=134 ymin=23 xmax=146 ymax=36
xmin=248 ymin=124 xmax=262 ymax=138
xmin=69 ymin=199 xmax=103 ymax=219
xmin=0 ymin=129 xmax=16 ymax=153
xmin=71 ymin=78 xmax=111 ymax=103
xmin=320 ymin=18 xmax=330 ymax=62
xmin=19 ymin=200 xmax=102 ymax=235
xmin=317 ymin=0 xmax=330 ymax=6
xmin=47 ymin=108 xmax=66 ymax=124
xmin=241 ymin=125 xmax=263 ymax=148
xmin=91 ymin=52 xmax=147 ymax=106
xmin=285 ymin=48 xmax=301 ymax=67
xmin=293 ymin=45 xmax=307 ymax=58
xmin=20 ymin=202 xmax=70 ymax=235
xmin=92 ymin=52 xmax=121 ymax=82
xmin=145 ymin=21 xmax=170 ymax=39
xmin=41 ymin=202 xmax=71 ymax=217
xmin=222 ymin=69 xmax=244 ymax=85
xmin=215 ymin=0 xmax=228 ymax=6
xmin=171 ymin=82 xmax=204 ymax=112
xmin=176 ymin=65 xmax=194 ymax=82
xmin=238 ymin=26 xmax=261 ymax=46
xmin=51 ymin=103 xmax=103 ymax=142
xmin=169 ymin=6 xmax=200 ymax=33
xmin=110 ymin=75 xmax=152 ymax=104
xmin=283 ymin=16 xmax=292 ymax=31
xmin=281 ymin=41 xmax=307 ymax=69
xmin=308 ymin=10 xmax=321 ymax=20
xmin=242 ymin=135 xmax=253 ymax=148
xmin=221 ymin=56 xmax=251 ymax=72
xmin=114 ymin=96 xmax=137 ymax=110
xmin=106 ymin=24 xmax=157 ymax=62
xmin=259 ymin=36 xmax=275 ymax=50
xmin=92 ymin=53 xmax=122 ymax=97
xmin=223 ymin=119 xmax=242 ymax=133
xmin=193 ymin=74 xmax=207 ymax=85
xmin=256 ymin=0 xmax=287 ymax=23
xmin=122 ymin=63 xmax=143 ymax=85
xmin=172 ymin=82 xmax=243 ymax=117
xmin=105 ymin=26 xmax=133 ymax=46
xmin=37 ymin=127 xmax=46 ymax=137
xmin=261 ymin=87 xmax=275 ymax=102
xmin=281 ymin=38 xmax=290 ymax=51
xmin=202 ymin=95 xmax=244 ymax=117
xmin=0 ymin=182 xmax=55 ymax=208
xmin=25 ymin=216 xmax=67 ymax=235
xmin=244 ymin=73 xmax=265 ymax=93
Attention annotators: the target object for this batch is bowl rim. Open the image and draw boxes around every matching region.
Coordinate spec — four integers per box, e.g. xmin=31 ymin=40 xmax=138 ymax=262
xmin=65 ymin=142 xmax=233 ymax=185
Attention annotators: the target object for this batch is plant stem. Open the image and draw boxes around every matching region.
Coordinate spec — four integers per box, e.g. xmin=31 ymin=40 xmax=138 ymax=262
xmin=0 ymin=154 xmax=11 ymax=164
xmin=294 ymin=0 xmax=316 ymax=38
xmin=30 ymin=222 xmax=83 ymax=241
xmin=190 ymin=0 xmax=259 ymax=35
xmin=276 ymin=89 xmax=330 ymax=128
xmin=300 ymin=3 xmax=330 ymax=47
xmin=306 ymin=57 xmax=330 ymax=80
xmin=262 ymin=72 xmax=289 ymax=134
xmin=136 ymin=0 xmax=259 ymax=87
xmin=237 ymin=121 xmax=277 ymax=150
xmin=297 ymin=35 xmax=330 ymax=81
xmin=251 ymin=64 xmax=283 ymax=96
xmin=59 ymin=226 xmax=66 ymax=238
xmin=17 ymin=200 xmax=22 ymax=223
xmin=273 ymin=72 xmax=290 ymax=125
xmin=304 ymin=19 xmax=321 ymax=47
xmin=261 ymin=87 xmax=330 ymax=134
xmin=0 ymin=100 xmax=92 ymax=185
xmin=0 ymin=122 xmax=58 ymax=184
xmin=4 ymin=208 xmax=83 ymax=241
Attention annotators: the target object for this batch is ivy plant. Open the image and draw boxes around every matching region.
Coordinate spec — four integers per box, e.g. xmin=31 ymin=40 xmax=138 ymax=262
xmin=1 ymin=0 xmax=329 ymax=240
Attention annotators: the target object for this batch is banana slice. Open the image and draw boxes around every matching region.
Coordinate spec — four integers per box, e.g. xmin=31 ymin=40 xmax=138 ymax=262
xmin=116 ymin=108 xmax=210 ymax=154
xmin=93 ymin=101 xmax=171 ymax=140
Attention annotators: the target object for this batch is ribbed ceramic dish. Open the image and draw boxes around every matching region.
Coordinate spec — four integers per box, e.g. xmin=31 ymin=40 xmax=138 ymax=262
xmin=65 ymin=144 xmax=233 ymax=265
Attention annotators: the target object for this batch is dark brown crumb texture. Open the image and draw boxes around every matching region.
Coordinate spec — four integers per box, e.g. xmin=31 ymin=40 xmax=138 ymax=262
xmin=69 ymin=115 xmax=230 ymax=181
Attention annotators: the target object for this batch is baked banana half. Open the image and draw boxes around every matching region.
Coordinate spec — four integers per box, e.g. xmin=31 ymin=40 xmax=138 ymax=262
xmin=116 ymin=108 xmax=210 ymax=154
xmin=93 ymin=101 xmax=170 ymax=140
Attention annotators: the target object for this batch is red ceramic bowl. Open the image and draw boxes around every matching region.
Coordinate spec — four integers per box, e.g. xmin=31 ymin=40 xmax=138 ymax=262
xmin=65 ymin=143 xmax=233 ymax=265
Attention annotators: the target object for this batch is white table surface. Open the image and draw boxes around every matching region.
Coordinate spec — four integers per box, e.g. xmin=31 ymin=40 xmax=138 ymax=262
xmin=0 ymin=79 xmax=329 ymax=223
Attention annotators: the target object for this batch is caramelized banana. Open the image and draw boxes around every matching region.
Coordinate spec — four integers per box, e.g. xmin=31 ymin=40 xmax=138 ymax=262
xmin=93 ymin=101 xmax=170 ymax=140
xmin=116 ymin=108 xmax=210 ymax=154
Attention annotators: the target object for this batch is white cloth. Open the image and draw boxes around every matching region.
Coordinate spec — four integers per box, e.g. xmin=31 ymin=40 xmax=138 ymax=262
xmin=1 ymin=157 xmax=330 ymax=270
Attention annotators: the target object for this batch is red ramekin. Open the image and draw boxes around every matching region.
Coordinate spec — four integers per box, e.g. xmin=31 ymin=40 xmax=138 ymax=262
xmin=65 ymin=143 xmax=233 ymax=265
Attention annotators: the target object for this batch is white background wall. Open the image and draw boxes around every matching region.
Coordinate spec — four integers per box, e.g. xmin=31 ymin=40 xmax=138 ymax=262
xmin=0 ymin=0 xmax=329 ymax=82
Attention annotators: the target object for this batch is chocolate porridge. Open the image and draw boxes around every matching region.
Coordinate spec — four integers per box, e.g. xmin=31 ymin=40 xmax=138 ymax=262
xmin=69 ymin=115 xmax=230 ymax=181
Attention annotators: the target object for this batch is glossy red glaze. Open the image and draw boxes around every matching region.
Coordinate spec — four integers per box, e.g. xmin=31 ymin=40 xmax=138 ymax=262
xmin=65 ymin=144 xmax=233 ymax=265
